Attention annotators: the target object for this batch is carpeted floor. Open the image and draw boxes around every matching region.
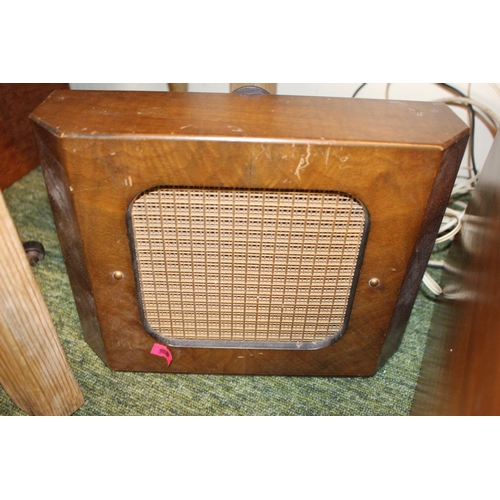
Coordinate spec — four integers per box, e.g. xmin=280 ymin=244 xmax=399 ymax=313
xmin=1 ymin=168 xmax=442 ymax=416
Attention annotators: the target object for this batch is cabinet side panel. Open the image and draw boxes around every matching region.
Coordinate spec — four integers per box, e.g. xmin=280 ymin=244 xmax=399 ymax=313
xmin=378 ymin=134 xmax=469 ymax=369
xmin=32 ymin=126 xmax=109 ymax=365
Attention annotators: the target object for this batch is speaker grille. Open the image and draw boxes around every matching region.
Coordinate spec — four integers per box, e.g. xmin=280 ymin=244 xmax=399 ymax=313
xmin=129 ymin=187 xmax=367 ymax=348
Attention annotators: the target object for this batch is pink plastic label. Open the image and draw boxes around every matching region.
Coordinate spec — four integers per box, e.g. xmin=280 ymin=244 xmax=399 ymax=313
xmin=150 ymin=343 xmax=173 ymax=366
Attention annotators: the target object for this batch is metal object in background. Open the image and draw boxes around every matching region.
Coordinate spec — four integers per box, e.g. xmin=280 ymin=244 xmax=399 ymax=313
xmin=23 ymin=241 xmax=45 ymax=266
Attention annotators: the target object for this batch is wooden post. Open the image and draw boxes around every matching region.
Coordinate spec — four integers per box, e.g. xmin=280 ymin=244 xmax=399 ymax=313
xmin=168 ymin=83 xmax=188 ymax=92
xmin=0 ymin=190 xmax=84 ymax=415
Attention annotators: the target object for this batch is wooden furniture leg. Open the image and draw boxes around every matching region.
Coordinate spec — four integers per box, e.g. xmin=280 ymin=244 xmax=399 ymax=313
xmin=0 ymin=190 xmax=84 ymax=416
xmin=411 ymin=132 xmax=500 ymax=415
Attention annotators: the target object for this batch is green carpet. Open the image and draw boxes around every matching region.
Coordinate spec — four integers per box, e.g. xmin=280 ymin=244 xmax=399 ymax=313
xmin=1 ymin=168 xmax=440 ymax=416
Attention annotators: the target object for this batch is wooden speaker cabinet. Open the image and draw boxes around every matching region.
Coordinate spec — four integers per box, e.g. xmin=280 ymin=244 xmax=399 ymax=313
xmin=30 ymin=90 xmax=469 ymax=376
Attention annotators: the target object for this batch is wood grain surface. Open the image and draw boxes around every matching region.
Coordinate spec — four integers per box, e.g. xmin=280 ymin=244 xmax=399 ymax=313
xmin=411 ymin=132 xmax=500 ymax=415
xmin=0 ymin=190 xmax=83 ymax=415
xmin=0 ymin=83 xmax=69 ymax=189
xmin=31 ymin=90 xmax=469 ymax=375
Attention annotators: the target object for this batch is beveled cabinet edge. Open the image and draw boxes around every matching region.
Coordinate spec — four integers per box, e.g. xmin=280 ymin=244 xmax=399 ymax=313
xmin=378 ymin=133 xmax=470 ymax=369
xmin=31 ymin=125 xmax=109 ymax=365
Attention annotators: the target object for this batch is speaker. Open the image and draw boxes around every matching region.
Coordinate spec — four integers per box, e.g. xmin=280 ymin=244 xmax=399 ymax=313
xmin=30 ymin=90 xmax=469 ymax=376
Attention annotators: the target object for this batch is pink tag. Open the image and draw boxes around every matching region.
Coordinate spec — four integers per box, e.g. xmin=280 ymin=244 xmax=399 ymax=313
xmin=150 ymin=343 xmax=173 ymax=366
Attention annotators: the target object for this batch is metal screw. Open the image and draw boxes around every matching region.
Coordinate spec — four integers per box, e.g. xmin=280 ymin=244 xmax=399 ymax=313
xmin=369 ymin=277 xmax=380 ymax=288
xmin=113 ymin=271 xmax=124 ymax=280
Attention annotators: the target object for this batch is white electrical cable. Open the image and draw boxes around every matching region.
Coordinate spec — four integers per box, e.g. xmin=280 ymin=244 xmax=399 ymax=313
xmin=434 ymin=96 xmax=500 ymax=129
xmin=451 ymin=173 xmax=480 ymax=196
xmin=435 ymin=220 xmax=462 ymax=244
xmin=489 ymin=83 xmax=500 ymax=98
xmin=422 ymin=272 xmax=443 ymax=296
